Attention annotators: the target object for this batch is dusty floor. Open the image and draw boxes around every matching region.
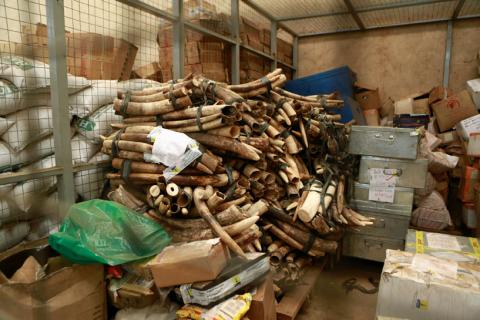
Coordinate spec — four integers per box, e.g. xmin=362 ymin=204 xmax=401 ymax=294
xmin=297 ymin=257 xmax=383 ymax=320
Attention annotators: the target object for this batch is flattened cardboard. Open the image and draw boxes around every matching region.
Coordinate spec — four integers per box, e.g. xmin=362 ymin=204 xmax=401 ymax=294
xmin=0 ymin=245 xmax=106 ymax=320
xmin=246 ymin=273 xmax=276 ymax=320
xmin=148 ymin=238 xmax=229 ymax=288
xmin=431 ymin=90 xmax=478 ymax=132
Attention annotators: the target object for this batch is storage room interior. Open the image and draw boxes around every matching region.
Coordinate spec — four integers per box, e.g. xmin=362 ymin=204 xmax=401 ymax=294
xmin=0 ymin=0 xmax=479 ymax=319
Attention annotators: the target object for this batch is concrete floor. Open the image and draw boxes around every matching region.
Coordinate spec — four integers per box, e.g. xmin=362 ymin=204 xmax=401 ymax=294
xmin=297 ymin=257 xmax=383 ymax=320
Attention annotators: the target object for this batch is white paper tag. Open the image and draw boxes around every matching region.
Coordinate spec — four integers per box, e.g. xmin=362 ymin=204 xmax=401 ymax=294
xmin=412 ymin=254 xmax=458 ymax=279
xmin=368 ymin=168 xmax=398 ymax=203
xmin=145 ymin=126 xmax=202 ymax=181
xmin=426 ymin=233 xmax=461 ymax=251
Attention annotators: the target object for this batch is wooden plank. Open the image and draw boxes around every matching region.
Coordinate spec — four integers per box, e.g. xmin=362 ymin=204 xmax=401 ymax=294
xmin=276 ymin=264 xmax=323 ymax=320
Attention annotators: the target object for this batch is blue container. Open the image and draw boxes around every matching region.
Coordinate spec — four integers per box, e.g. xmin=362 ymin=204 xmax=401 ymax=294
xmin=284 ymin=66 xmax=356 ymax=122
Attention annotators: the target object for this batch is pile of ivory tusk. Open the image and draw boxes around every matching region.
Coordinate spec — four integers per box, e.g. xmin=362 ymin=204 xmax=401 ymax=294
xmin=102 ymin=68 xmax=373 ymax=283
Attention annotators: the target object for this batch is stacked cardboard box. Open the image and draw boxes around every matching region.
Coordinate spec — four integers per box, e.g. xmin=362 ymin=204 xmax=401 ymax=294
xmin=157 ymin=23 xmax=230 ymax=83
xmin=277 ymin=38 xmax=293 ymax=66
xmin=21 ymin=23 xmax=137 ymax=81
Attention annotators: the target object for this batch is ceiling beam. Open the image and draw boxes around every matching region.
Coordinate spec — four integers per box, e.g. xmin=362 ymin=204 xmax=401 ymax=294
xmin=452 ymin=0 xmax=466 ymax=19
xmin=277 ymin=0 xmax=453 ymax=22
xmin=343 ymin=0 xmax=365 ymax=30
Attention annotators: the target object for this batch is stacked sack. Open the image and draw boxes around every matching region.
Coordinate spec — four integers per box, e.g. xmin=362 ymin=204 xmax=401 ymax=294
xmin=0 ymin=54 xmax=163 ymax=250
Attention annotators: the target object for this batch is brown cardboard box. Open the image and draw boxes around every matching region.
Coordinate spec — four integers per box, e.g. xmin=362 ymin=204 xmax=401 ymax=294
xmin=429 ymin=86 xmax=454 ymax=105
xmin=184 ymin=63 xmax=203 ymax=75
xmin=355 ymin=83 xmax=381 ymax=110
xmin=246 ymin=273 xmax=276 ymax=320
xmin=148 ymin=238 xmax=230 ymax=288
xmin=199 ymin=49 xmax=224 ymax=63
xmin=158 ymin=47 xmax=173 ymax=69
xmin=24 ymin=23 xmax=137 ymax=80
xmin=413 ymin=98 xmax=430 ymax=114
xmin=132 ymin=62 xmax=162 ymax=82
xmin=0 ymin=245 xmax=106 ymax=320
xmin=363 ymin=109 xmax=380 ymax=126
xmin=394 ymin=97 xmax=414 ymax=114
xmin=432 ymin=90 xmax=478 ymax=132
xmin=186 ymin=42 xmax=200 ymax=65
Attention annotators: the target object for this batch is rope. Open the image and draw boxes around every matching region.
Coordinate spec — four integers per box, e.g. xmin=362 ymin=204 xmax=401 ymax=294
xmin=301 ymin=231 xmax=316 ymax=254
xmin=120 ymin=159 xmax=132 ymax=182
xmin=120 ymin=91 xmax=131 ymax=116
xmin=196 ymin=105 xmax=204 ymax=132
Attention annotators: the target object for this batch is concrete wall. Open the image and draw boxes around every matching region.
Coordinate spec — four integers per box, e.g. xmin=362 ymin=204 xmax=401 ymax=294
xmin=298 ymin=19 xmax=480 ymax=102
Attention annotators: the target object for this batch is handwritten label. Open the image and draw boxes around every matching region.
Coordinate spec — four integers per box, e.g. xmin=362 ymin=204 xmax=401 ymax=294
xmin=368 ymin=168 xmax=397 ymax=203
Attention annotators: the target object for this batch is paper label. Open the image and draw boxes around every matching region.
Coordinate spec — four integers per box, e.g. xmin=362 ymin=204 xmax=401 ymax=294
xmin=368 ymin=168 xmax=398 ymax=203
xmin=146 ymin=126 xmax=202 ymax=181
xmin=75 ymin=117 xmax=96 ymax=131
xmin=426 ymin=233 xmax=461 ymax=251
xmin=412 ymin=254 xmax=458 ymax=279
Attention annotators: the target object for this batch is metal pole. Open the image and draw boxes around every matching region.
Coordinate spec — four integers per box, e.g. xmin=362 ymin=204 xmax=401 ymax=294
xmin=443 ymin=20 xmax=453 ymax=87
xmin=270 ymin=21 xmax=277 ymax=71
xmin=172 ymin=0 xmax=184 ymax=79
xmin=292 ymin=36 xmax=298 ymax=79
xmin=231 ymin=0 xmax=240 ymax=84
xmin=46 ymin=0 xmax=75 ymax=212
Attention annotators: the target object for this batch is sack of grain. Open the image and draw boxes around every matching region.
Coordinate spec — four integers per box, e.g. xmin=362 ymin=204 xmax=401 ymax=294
xmin=0 ymin=116 xmax=15 ymax=135
xmin=26 ymin=216 xmax=59 ymax=241
xmin=74 ymin=104 xmax=122 ymax=143
xmin=0 ymin=54 xmax=90 ymax=116
xmin=117 ymin=78 xmax=162 ymax=91
xmin=0 ymin=183 xmax=14 ymax=226
xmin=0 ymin=54 xmax=90 ymax=92
xmin=411 ymin=191 xmax=452 ymax=230
xmin=71 ymin=134 xmax=101 ymax=164
xmin=10 ymin=176 xmax=57 ymax=214
xmin=1 ymin=106 xmax=53 ymax=152
xmin=74 ymin=154 xmax=109 ymax=200
xmin=414 ymin=172 xmax=437 ymax=205
xmin=0 ymin=222 xmax=30 ymax=251
xmin=0 ymin=135 xmax=56 ymax=171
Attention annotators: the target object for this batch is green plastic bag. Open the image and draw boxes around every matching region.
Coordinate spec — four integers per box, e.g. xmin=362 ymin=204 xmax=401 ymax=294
xmin=49 ymin=200 xmax=171 ymax=265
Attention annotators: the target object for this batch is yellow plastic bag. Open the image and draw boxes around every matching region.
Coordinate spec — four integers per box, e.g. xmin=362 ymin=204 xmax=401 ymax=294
xmin=201 ymin=293 xmax=252 ymax=320
xmin=176 ymin=304 xmax=205 ymax=320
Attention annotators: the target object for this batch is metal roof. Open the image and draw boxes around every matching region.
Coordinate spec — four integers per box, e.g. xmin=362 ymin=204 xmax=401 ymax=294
xmin=244 ymin=0 xmax=480 ymax=37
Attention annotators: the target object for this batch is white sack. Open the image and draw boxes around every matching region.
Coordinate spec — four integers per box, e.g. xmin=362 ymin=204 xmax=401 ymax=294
xmin=74 ymin=103 xmax=122 ymax=143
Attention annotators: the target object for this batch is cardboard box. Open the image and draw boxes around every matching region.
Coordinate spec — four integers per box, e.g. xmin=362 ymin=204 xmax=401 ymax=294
xmin=456 ymin=114 xmax=480 ymax=140
xmin=0 ymin=245 xmax=106 ymax=320
xmin=355 ymin=83 xmax=381 ymax=110
xmin=246 ymin=273 xmax=276 ymax=320
xmin=363 ymin=109 xmax=380 ymax=126
xmin=466 ymin=78 xmax=480 ymax=109
xmin=394 ymin=97 xmax=414 ymax=114
xmin=24 ymin=23 xmax=137 ymax=80
xmin=148 ymin=238 xmax=229 ymax=288
xmin=404 ymin=229 xmax=480 ymax=263
xmin=186 ymin=42 xmax=200 ymax=65
xmin=431 ymin=90 xmax=478 ymax=132
xmin=458 ymin=165 xmax=479 ymax=202
xmin=428 ymin=86 xmax=453 ymax=105
xmin=413 ymin=98 xmax=430 ymax=114
xmin=132 ymin=62 xmax=162 ymax=82
xmin=376 ymin=250 xmax=480 ymax=320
